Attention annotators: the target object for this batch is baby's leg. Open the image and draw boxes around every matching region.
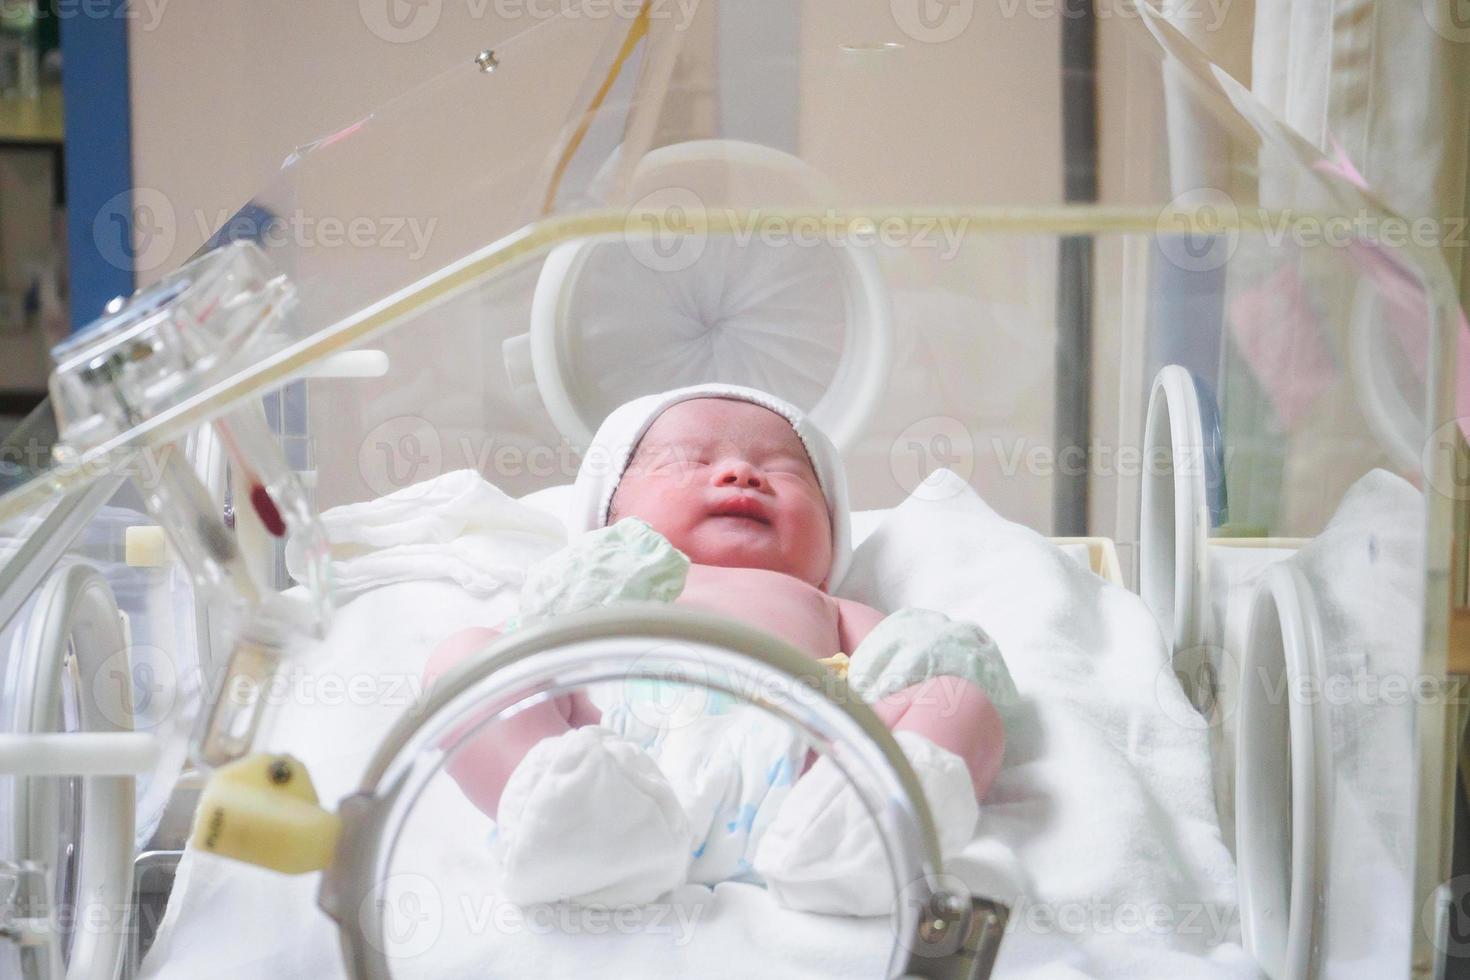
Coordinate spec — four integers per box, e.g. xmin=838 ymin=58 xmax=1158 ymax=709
xmin=871 ymin=676 xmax=1005 ymax=799
xmin=423 ymin=626 xmax=601 ymax=815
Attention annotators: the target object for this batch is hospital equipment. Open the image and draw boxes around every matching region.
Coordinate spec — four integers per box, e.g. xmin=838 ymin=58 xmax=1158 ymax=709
xmin=0 ymin=0 xmax=1463 ymax=977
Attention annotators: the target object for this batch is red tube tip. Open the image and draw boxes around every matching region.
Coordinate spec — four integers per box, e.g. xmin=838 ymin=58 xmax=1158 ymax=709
xmin=250 ymin=484 xmax=287 ymax=537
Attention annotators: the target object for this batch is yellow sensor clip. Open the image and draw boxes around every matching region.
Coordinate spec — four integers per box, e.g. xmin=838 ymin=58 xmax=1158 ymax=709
xmin=191 ymin=754 xmax=341 ymax=874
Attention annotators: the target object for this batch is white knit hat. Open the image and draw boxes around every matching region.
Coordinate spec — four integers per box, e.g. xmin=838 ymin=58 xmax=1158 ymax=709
xmin=569 ymin=383 xmax=852 ymax=590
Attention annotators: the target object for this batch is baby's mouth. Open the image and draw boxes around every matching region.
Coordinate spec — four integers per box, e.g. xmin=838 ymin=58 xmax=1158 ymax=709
xmin=707 ymin=495 xmax=772 ymax=525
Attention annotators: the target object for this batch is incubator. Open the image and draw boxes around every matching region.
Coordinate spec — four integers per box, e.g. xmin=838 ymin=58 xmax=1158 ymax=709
xmin=0 ymin=1 xmax=1462 ymax=977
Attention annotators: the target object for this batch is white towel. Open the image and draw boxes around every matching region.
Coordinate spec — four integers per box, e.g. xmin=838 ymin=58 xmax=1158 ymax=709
xmin=284 ymin=469 xmax=566 ymax=600
xmin=837 ymin=469 xmax=1255 ymax=978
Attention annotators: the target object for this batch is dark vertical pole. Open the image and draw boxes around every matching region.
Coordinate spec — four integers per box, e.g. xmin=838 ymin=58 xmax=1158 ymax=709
xmin=1054 ymin=0 xmax=1098 ymax=535
xmin=60 ymin=0 xmax=134 ymax=329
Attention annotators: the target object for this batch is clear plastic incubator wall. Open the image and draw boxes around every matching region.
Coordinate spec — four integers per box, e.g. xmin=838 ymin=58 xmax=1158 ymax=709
xmin=0 ymin=2 xmax=1462 ymax=979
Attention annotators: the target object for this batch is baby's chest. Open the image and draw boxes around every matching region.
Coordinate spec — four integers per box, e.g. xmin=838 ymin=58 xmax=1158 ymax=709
xmin=676 ymin=565 xmax=841 ymax=657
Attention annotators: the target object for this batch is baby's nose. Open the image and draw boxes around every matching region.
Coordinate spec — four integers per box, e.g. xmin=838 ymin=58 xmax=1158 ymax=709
xmin=712 ymin=459 xmax=766 ymax=490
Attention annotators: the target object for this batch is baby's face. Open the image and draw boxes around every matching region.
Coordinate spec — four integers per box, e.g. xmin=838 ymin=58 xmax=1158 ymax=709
xmin=609 ymin=398 xmax=834 ymax=587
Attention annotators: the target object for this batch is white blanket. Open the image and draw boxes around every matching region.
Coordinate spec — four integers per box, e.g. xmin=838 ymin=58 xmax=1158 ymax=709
xmin=142 ymin=469 xmax=1257 ymax=979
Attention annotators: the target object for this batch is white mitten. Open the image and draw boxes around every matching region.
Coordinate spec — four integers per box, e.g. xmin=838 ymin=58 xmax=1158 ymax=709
xmin=752 ymin=730 xmax=978 ymax=917
xmin=513 ymin=517 xmax=688 ymax=629
xmin=493 ymin=727 xmax=692 ymax=906
xmin=847 ymin=608 xmax=1017 ymax=716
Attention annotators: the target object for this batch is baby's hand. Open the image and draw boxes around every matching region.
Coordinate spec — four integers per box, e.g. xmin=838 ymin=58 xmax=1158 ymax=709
xmin=514 ymin=517 xmax=690 ymax=628
xmin=847 ymin=607 xmax=1017 ymax=713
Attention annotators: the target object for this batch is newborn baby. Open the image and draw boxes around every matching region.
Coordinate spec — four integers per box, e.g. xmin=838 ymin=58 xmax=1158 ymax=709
xmin=425 ymin=385 xmax=1007 ymax=914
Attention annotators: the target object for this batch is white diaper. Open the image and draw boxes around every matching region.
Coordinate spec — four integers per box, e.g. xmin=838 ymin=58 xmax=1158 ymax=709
xmin=493 ymin=726 xmax=692 ymax=906
xmin=847 ymin=607 xmax=1017 ymax=717
xmin=513 ymin=517 xmax=689 ymax=629
xmin=653 ymin=706 xmax=809 ymax=885
xmin=753 ymin=730 xmax=979 ymax=917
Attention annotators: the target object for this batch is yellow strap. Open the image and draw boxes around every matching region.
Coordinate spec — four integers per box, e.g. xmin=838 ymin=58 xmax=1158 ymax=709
xmin=817 ymin=652 xmax=850 ymax=678
xmin=541 ymin=0 xmax=653 ymax=215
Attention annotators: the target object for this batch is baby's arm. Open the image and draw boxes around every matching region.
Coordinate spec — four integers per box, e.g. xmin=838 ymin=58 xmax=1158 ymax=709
xmin=837 ymin=599 xmax=1005 ymax=800
xmin=836 ymin=597 xmax=886 ymax=654
xmin=423 ymin=626 xmax=601 ymax=816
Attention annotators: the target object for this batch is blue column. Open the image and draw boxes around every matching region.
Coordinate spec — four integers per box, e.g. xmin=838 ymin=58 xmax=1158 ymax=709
xmin=59 ymin=0 xmax=134 ymax=329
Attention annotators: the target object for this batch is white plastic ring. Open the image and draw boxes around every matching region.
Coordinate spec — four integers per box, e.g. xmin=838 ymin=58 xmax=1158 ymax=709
xmin=8 ymin=564 xmax=136 ymax=980
xmin=525 ymin=140 xmax=892 ymax=454
xmin=1235 ymin=562 xmax=1328 ymax=980
xmin=1140 ymin=365 xmax=1210 ymax=655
